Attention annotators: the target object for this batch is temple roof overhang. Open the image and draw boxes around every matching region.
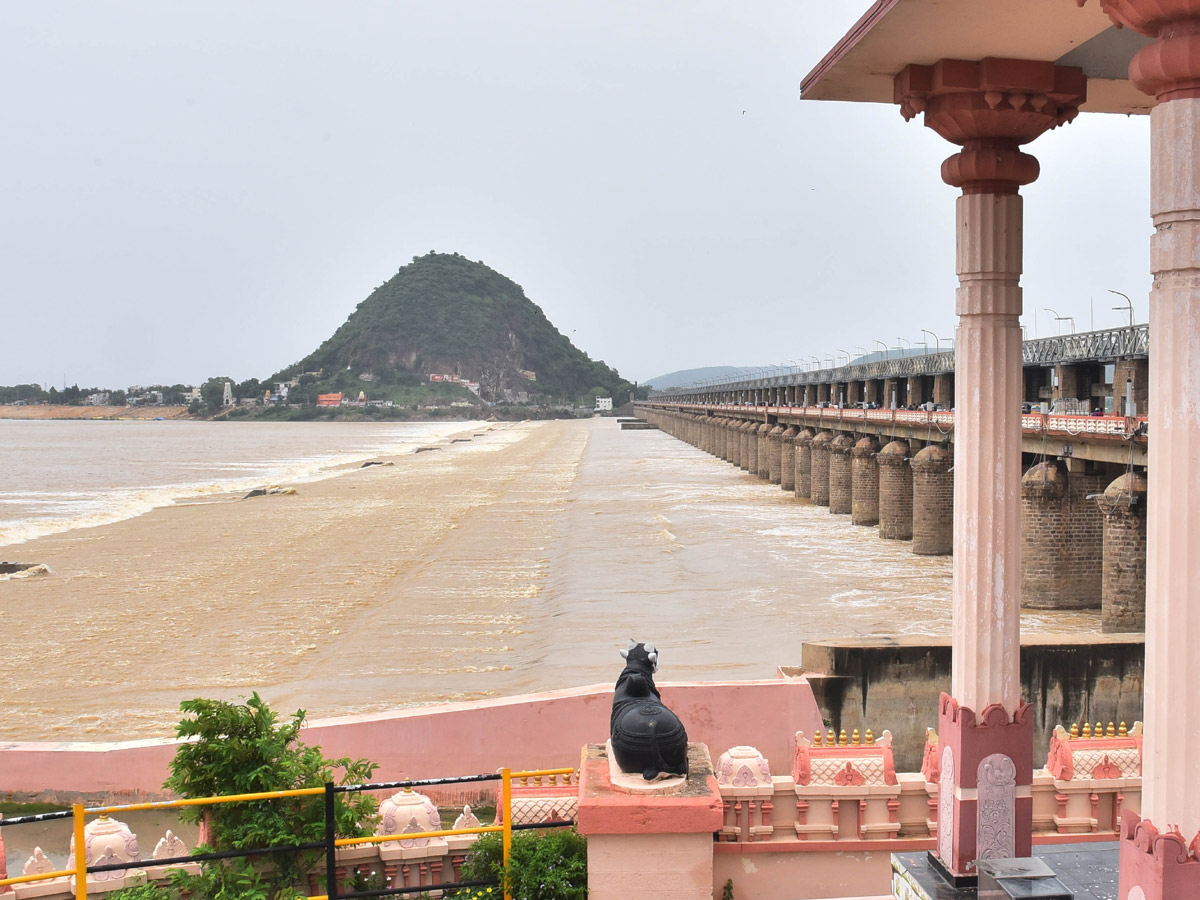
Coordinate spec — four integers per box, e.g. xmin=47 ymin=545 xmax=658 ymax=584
xmin=800 ymin=0 xmax=1154 ymax=115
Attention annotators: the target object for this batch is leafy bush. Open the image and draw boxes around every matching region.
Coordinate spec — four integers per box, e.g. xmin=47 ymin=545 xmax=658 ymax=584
xmin=164 ymin=692 xmax=379 ymax=900
xmin=107 ymin=885 xmax=180 ymax=900
xmin=458 ymin=828 xmax=587 ymax=900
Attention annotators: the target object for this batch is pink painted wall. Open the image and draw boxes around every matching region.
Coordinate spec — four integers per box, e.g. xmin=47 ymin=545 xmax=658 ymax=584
xmin=0 ymin=679 xmax=821 ymax=802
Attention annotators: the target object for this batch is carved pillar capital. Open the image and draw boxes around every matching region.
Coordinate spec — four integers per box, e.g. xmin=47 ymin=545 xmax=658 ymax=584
xmin=1078 ymin=0 xmax=1200 ymax=99
xmin=895 ymin=58 xmax=1087 ymax=193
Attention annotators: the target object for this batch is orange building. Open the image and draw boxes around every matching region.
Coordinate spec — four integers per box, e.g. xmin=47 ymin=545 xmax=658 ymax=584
xmin=316 ymin=392 xmax=344 ymax=407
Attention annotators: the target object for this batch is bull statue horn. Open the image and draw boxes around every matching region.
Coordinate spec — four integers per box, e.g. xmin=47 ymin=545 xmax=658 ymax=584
xmin=627 ymin=638 xmax=638 ymax=649
xmin=644 ymin=642 xmax=656 ymax=654
xmin=619 ymin=649 xmax=629 ymax=659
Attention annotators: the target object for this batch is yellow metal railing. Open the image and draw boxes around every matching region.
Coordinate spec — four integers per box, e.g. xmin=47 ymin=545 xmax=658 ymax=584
xmin=0 ymin=767 xmax=576 ymax=900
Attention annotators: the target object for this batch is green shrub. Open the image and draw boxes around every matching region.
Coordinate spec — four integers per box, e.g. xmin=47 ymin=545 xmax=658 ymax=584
xmin=164 ymin=692 xmax=379 ymax=900
xmin=458 ymin=828 xmax=587 ymax=900
xmin=107 ymin=885 xmax=179 ymax=900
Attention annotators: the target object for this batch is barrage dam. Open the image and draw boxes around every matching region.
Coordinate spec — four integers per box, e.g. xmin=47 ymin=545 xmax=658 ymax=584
xmin=637 ymin=322 xmax=1150 ymax=634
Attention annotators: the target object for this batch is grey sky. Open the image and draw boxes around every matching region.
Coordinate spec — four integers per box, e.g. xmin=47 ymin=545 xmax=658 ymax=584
xmin=1 ymin=2 xmax=1151 ymax=389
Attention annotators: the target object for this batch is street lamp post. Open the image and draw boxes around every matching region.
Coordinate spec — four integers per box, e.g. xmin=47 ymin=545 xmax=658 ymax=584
xmin=874 ymin=339 xmax=889 ymax=361
xmin=920 ymin=329 xmax=940 ymax=356
xmin=1043 ymin=307 xmax=1061 ymax=335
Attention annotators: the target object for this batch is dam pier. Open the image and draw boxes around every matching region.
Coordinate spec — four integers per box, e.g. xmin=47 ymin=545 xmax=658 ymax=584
xmin=637 ymin=324 xmax=1151 ymax=631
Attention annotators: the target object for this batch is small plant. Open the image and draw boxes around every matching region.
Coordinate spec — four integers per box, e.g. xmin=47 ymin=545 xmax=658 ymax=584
xmin=458 ymin=828 xmax=587 ymax=900
xmin=164 ymin=692 xmax=379 ymax=900
xmin=107 ymin=885 xmax=179 ymax=900
xmin=722 ymin=877 xmax=735 ymax=900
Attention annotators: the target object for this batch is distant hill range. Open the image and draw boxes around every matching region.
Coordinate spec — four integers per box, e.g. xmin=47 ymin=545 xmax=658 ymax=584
xmin=642 ymin=366 xmax=745 ymax=391
xmin=282 ymin=253 xmax=635 ymax=404
xmin=644 ymin=349 xmax=946 ymax=391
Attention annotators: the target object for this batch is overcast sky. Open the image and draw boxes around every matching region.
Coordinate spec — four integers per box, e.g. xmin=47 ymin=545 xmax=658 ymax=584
xmin=1 ymin=2 xmax=1151 ymax=389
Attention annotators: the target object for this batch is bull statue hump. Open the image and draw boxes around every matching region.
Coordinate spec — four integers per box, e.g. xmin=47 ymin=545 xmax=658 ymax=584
xmin=610 ymin=639 xmax=689 ymax=781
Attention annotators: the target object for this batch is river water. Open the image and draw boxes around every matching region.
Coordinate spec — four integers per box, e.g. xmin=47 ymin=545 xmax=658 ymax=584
xmin=0 ymin=417 xmax=1099 ymax=744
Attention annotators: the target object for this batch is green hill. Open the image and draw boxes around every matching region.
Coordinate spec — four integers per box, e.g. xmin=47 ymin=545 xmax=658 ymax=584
xmin=281 ymin=253 xmax=635 ymax=405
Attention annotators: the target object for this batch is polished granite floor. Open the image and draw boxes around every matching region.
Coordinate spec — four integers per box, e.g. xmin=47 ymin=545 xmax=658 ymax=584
xmin=892 ymin=842 xmax=1119 ymax=900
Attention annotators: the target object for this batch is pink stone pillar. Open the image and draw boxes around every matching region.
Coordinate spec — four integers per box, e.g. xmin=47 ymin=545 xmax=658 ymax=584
xmin=1074 ymin=5 xmax=1200 ymax=895
xmin=895 ymin=57 xmax=1085 ymax=879
xmin=576 ymin=743 xmax=723 ymax=900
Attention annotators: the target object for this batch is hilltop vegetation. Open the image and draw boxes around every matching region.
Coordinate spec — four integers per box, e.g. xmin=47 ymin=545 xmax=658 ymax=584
xmin=277 ymin=252 xmax=639 ymax=407
xmin=0 ymin=253 xmax=642 ymax=419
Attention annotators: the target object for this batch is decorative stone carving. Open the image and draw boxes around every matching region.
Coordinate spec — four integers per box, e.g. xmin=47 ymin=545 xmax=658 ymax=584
xmin=1076 ymin=0 xmax=1200 ymax=100
xmin=445 ymin=805 xmax=482 ymax=853
xmin=610 ymin=640 xmax=688 ymax=781
xmin=21 ymin=848 xmax=61 ymax=879
xmin=920 ymin=728 xmax=941 ymax=784
xmin=452 ymin=805 xmax=481 ymax=832
xmin=894 ymin=58 xmax=1087 ymax=193
xmin=1118 ymin=809 xmax=1200 ymax=900
xmin=717 ymin=746 xmax=771 ymax=790
xmin=1046 ymin=721 xmax=1143 ymax=782
xmin=977 ymin=753 xmax=1017 ymax=860
xmin=67 ymin=815 xmax=140 ymax=883
xmin=792 ymin=729 xmax=901 ymax=841
xmin=377 ymin=789 xmax=447 ymax=862
xmin=151 ymin=831 xmax=187 ymax=862
xmin=1045 ymin=721 xmax=1143 ymax=834
xmin=938 ymin=746 xmax=954 ymax=865
xmin=715 ymin=746 xmax=774 ymax=842
xmin=144 ymin=829 xmax=200 ymax=881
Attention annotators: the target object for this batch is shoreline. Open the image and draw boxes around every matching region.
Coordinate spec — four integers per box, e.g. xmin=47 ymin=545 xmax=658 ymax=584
xmin=0 ymin=418 xmax=496 ymax=552
xmin=0 ymin=404 xmax=598 ymax=423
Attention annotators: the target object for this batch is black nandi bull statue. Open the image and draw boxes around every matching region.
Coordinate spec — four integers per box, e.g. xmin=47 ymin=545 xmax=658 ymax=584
xmin=609 ymin=639 xmax=689 ymax=781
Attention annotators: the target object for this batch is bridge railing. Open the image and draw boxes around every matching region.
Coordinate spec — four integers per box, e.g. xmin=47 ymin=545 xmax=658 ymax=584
xmin=637 ymin=401 xmax=1148 ymax=440
xmin=650 ymin=324 xmax=1150 ymax=398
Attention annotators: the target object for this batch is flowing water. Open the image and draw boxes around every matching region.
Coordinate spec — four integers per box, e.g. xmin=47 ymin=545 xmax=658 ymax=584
xmin=0 ymin=415 xmax=1104 ymax=875
xmin=0 ymin=417 xmax=1099 ymax=745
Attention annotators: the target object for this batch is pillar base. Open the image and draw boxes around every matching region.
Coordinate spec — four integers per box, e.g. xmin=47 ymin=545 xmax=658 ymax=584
xmin=1118 ymin=810 xmax=1200 ymax=900
xmin=932 ymin=693 xmax=1034 ymax=878
xmin=577 ymin=742 xmax=724 ymax=900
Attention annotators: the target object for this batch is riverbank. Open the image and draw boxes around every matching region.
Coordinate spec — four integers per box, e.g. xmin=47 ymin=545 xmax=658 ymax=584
xmin=0 ymin=404 xmax=191 ymax=420
xmin=0 ymin=403 xmax=591 ymax=422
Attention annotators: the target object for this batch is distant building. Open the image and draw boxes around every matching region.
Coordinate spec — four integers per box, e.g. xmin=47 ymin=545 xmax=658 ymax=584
xmin=317 ymin=392 xmax=344 ymax=407
xmin=222 ymin=382 xmax=234 ymax=407
xmin=595 ymin=397 xmax=613 ymax=412
xmin=86 ymin=392 xmax=110 ymax=406
xmin=182 ymin=386 xmax=202 ymax=404
xmin=518 ymin=369 xmax=537 ymax=382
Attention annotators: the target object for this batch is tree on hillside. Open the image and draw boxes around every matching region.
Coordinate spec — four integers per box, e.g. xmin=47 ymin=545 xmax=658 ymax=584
xmin=200 ymin=377 xmax=232 ymax=411
xmin=236 ymin=377 xmax=263 ymax=402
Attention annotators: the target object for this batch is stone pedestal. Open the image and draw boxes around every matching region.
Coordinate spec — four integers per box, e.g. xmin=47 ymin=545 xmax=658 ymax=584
xmin=1097 ymin=472 xmax=1148 ymax=632
xmin=793 ymin=429 xmax=815 ymax=501
xmin=756 ymin=424 xmax=772 ymax=480
xmin=810 ymin=432 xmax=833 ymax=506
xmin=911 ymin=445 xmax=952 ymax=556
xmin=780 ymin=426 xmax=798 ymax=491
xmin=767 ymin=425 xmax=784 ymax=484
xmin=877 ymin=440 xmax=913 ymax=540
xmin=851 ymin=436 xmax=880 ymax=526
xmin=1021 ymin=461 xmax=1103 ymax=610
xmin=828 ymin=434 xmax=855 ymax=515
xmin=577 ymin=742 xmax=724 ymax=900
xmin=743 ymin=422 xmax=757 ymax=474
xmin=934 ymin=694 xmax=1034 ymax=879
